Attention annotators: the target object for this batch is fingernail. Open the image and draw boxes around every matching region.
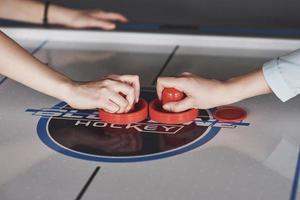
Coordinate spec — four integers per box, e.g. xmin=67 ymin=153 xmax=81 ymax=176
xmin=114 ymin=106 xmax=120 ymax=113
xmin=163 ymin=104 xmax=169 ymax=110
xmin=105 ymin=24 xmax=115 ymax=30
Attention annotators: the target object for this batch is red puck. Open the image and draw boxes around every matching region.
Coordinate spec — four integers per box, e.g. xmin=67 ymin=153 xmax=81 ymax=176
xmin=149 ymin=99 xmax=198 ymax=124
xmin=213 ymin=106 xmax=247 ymax=122
xmin=162 ymin=88 xmax=184 ymax=105
xmin=99 ymin=98 xmax=148 ymax=125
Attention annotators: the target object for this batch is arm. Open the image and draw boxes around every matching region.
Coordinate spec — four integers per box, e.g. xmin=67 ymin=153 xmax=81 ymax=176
xmin=0 ymin=0 xmax=128 ymax=30
xmin=0 ymin=31 xmax=139 ymax=113
xmin=157 ymin=49 xmax=300 ymax=111
xmin=0 ymin=0 xmax=44 ymax=24
xmin=156 ymin=70 xmax=271 ymax=111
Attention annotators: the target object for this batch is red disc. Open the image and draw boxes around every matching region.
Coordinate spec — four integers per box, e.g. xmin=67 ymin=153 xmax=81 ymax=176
xmin=162 ymin=88 xmax=184 ymax=105
xmin=213 ymin=106 xmax=247 ymax=122
xmin=99 ymin=98 xmax=148 ymax=125
xmin=149 ymin=99 xmax=198 ymax=124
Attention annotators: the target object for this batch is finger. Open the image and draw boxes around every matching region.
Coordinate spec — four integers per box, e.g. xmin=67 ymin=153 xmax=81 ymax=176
xmin=156 ymin=77 xmax=182 ymax=100
xmin=90 ymin=11 xmax=128 ymax=22
xmin=181 ymin=72 xmax=193 ymax=76
xmin=119 ymin=75 xmax=140 ymax=103
xmin=101 ymin=100 xmax=120 ymax=113
xmin=106 ymin=75 xmax=140 ymax=103
xmin=85 ymin=18 xmax=116 ymax=30
xmin=109 ymin=81 xmax=135 ymax=112
xmin=108 ymin=92 xmax=129 ymax=113
xmin=163 ymin=98 xmax=196 ymax=112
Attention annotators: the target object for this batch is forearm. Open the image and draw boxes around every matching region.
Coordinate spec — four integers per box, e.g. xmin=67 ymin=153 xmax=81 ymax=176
xmin=0 ymin=0 xmax=74 ymax=25
xmin=0 ymin=0 xmax=44 ymax=23
xmin=224 ymin=69 xmax=272 ymax=104
xmin=0 ymin=31 xmax=72 ymax=101
xmin=226 ymin=49 xmax=300 ymax=103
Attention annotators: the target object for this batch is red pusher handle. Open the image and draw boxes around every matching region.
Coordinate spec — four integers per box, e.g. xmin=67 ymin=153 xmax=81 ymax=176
xmin=162 ymin=88 xmax=185 ymax=105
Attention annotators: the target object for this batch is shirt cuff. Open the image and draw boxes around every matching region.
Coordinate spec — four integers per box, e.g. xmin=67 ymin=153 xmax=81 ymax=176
xmin=263 ymin=59 xmax=297 ymax=102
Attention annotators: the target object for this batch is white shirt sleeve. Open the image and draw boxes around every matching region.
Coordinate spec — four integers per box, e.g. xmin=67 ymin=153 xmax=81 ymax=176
xmin=263 ymin=49 xmax=300 ymax=102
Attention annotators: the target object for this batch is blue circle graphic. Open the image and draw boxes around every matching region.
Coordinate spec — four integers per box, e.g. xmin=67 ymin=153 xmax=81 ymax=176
xmin=37 ymin=101 xmax=221 ymax=163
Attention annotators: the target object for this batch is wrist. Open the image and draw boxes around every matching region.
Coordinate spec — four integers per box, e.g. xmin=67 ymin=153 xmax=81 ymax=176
xmin=222 ymin=78 xmax=244 ymax=105
xmin=223 ymin=69 xmax=272 ymax=104
xmin=57 ymin=78 xmax=77 ymax=103
xmin=223 ymin=74 xmax=260 ymax=104
xmin=47 ymin=4 xmax=76 ymax=25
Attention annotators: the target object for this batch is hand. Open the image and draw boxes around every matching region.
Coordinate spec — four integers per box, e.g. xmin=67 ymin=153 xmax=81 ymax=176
xmin=49 ymin=6 xmax=128 ymax=30
xmin=156 ymin=72 xmax=229 ymax=111
xmin=157 ymin=70 xmax=272 ymax=112
xmin=65 ymin=75 xmax=140 ymax=113
xmin=0 ymin=1 xmax=128 ymax=29
xmin=105 ymin=74 xmax=140 ymax=103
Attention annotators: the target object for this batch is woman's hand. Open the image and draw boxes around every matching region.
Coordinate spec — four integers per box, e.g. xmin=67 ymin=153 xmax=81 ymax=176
xmin=49 ymin=6 xmax=128 ymax=30
xmin=0 ymin=0 xmax=128 ymax=30
xmin=66 ymin=75 xmax=140 ymax=113
xmin=0 ymin=31 xmax=139 ymax=113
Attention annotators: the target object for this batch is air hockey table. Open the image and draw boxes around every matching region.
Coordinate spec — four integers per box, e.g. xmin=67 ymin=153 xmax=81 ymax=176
xmin=0 ymin=27 xmax=300 ymax=200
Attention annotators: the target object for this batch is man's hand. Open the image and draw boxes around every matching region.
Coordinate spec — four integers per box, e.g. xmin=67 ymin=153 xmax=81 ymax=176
xmin=157 ymin=72 xmax=228 ymax=111
xmin=157 ymin=70 xmax=271 ymax=112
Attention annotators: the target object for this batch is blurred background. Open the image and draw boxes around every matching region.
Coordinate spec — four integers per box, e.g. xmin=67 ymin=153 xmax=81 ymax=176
xmin=1 ymin=0 xmax=300 ymax=37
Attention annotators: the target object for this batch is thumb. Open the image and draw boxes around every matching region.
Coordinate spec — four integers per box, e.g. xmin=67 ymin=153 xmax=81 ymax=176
xmin=163 ymin=98 xmax=196 ymax=112
xmin=101 ymin=100 xmax=120 ymax=113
